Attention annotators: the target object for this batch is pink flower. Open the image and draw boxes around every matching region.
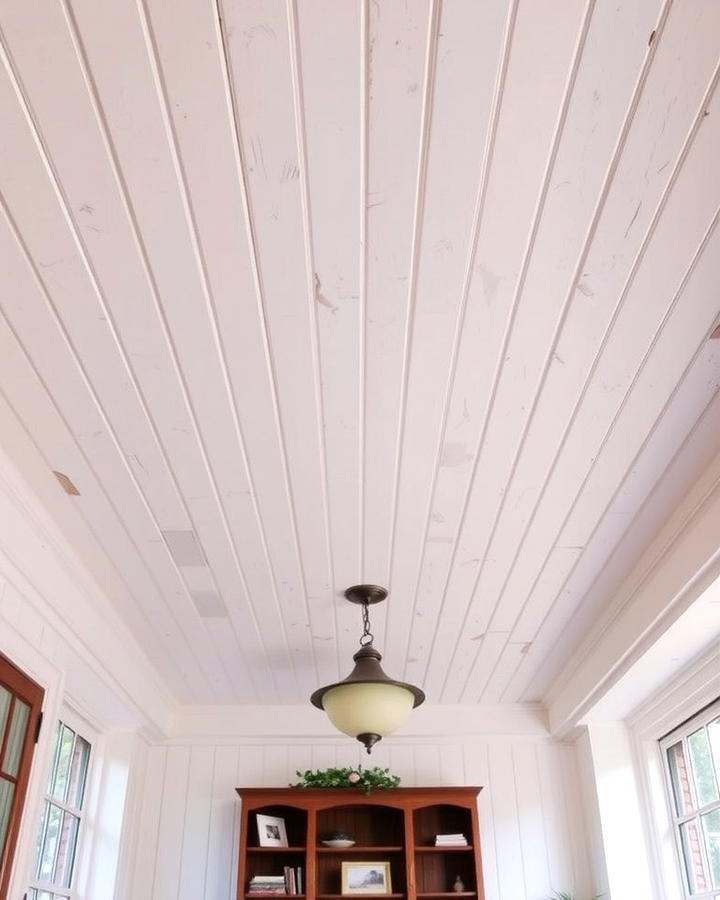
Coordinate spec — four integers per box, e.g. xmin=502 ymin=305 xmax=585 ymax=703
xmin=348 ymin=772 xmax=361 ymax=784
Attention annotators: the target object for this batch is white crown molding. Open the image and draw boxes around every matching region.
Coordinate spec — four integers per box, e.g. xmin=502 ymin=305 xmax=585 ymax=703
xmin=168 ymin=701 xmax=550 ymax=743
xmin=0 ymin=400 xmax=176 ymax=738
xmin=628 ymin=640 xmax=720 ymax=741
xmin=547 ymin=446 xmax=720 ymax=736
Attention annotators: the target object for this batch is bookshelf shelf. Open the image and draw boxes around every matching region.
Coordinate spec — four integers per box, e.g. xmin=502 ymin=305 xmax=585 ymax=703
xmin=413 ymin=847 xmax=473 ymax=853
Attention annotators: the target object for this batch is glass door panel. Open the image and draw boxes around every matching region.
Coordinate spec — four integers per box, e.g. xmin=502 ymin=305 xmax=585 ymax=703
xmin=0 ymin=652 xmax=44 ymax=899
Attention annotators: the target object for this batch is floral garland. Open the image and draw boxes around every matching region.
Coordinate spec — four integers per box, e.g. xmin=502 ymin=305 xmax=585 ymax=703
xmin=291 ymin=765 xmax=401 ymax=795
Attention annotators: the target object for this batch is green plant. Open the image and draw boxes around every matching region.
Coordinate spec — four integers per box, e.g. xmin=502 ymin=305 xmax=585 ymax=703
xmin=291 ymin=765 xmax=401 ymax=795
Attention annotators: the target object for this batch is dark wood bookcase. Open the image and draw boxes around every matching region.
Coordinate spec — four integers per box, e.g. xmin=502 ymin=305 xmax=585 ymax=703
xmin=236 ymin=787 xmax=485 ymax=900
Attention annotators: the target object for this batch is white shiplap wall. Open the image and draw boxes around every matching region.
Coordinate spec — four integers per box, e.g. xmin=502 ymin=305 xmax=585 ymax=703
xmin=126 ymin=738 xmax=592 ymax=900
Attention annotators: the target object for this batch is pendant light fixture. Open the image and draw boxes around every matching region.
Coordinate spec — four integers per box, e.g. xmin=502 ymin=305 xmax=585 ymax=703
xmin=310 ymin=585 xmax=425 ymax=753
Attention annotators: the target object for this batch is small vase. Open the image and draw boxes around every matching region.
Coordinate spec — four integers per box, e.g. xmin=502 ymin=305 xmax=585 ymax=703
xmin=452 ymin=876 xmax=465 ymax=893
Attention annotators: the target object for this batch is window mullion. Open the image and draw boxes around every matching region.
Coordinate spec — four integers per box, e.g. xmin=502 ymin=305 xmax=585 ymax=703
xmin=702 ymin=722 xmax=720 ymax=804
xmin=66 ymin=729 xmax=77 ymax=806
xmin=693 ymin=810 xmax=713 ymax=896
xmin=48 ymin=721 xmax=62 ymax=795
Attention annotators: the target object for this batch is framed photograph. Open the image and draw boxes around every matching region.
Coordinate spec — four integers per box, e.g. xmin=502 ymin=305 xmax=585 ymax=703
xmin=256 ymin=813 xmax=289 ymax=847
xmin=341 ymin=862 xmax=392 ymax=895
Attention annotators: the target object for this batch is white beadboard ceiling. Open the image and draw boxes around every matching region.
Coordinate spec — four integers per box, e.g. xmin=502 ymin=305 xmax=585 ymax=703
xmin=1 ymin=0 xmax=719 ymax=706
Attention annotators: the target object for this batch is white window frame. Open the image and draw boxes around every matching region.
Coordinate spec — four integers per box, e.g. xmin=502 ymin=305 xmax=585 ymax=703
xmin=27 ymin=706 xmax=97 ymax=900
xmin=659 ymin=697 xmax=720 ymax=899
xmin=629 ymin=644 xmax=720 ymax=900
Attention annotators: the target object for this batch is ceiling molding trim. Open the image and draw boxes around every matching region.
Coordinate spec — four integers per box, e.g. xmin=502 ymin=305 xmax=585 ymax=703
xmin=546 ymin=446 xmax=720 ymax=735
xmin=0 ymin=415 xmax=176 ymax=739
xmin=169 ymin=701 xmax=549 ymax=742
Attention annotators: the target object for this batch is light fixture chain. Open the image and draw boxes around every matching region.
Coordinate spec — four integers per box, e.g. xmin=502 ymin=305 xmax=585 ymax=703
xmin=359 ymin=599 xmax=374 ymax=647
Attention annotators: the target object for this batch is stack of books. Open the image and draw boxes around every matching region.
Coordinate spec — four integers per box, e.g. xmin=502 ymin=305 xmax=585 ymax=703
xmin=434 ymin=833 xmax=468 ymax=846
xmin=248 ymin=876 xmax=287 ymax=895
xmin=248 ymin=869 xmax=303 ymax=895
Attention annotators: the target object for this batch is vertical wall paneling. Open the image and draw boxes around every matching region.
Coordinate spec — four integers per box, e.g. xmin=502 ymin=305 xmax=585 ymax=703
xmin=261 ymin=745 xmax=290 ymax=786
xmin=311 ymin=743 xmax=340 ymax=772
xmin=558 ymin=744 xmax=594 ymax=899
xmin=413 ymin=745 xmax=441 ymax=785
xmin=124 ymin=738 xmax=589 ymax=900
xmin=236 ymin=745 xmax=265 ymax=787
xmin=129 ymin=746 xmax=168 ymax=900
xmin=486 ymin=743 xmax=525 ymax=899
xmin=154 ymin=747 xmax=192 ymax=900
xmin=179 ymin=746 xmax=216 ymax=900
xmin=205 ymin=747 xmax=241 ymax=900
xmin=387 ymin=744 xmax=416 ymax=785
xmin=112 ymin=736 xmax=150 ymax=900
xmin=536 ymin=743 xmax=578 ymax=895
xmin=437 ymin=744 xmax=465 ymax=786
xmin=511 ymin=743 xmax=551 ymax=897
xmin=463 ymin=743 xmax=499 ymax=900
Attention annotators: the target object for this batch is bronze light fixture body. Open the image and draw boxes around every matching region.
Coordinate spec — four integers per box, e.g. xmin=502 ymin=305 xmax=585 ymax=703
xmin=310 ymin=585 xmax=425 ymax=753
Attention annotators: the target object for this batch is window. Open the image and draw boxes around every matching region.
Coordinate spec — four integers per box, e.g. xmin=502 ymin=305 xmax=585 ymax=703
xmin=661 ymin=698 xmax=720 ymax=899
xmin=28 ymin=720 xmax=91 ymax=900
xmin=0 ymin=651 xmax=44 ymax=900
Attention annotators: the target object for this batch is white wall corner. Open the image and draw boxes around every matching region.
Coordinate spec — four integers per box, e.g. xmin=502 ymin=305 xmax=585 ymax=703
xmin=582 ymin=721 xmax=657 ymax=900
xmin=573 ymin=728 xmax=609 ymax=897
xmin=82 ymin=729 xmax=151 ymax=900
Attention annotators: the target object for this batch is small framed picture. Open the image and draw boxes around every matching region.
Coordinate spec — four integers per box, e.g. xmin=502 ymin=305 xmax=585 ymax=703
xmin=256 ymin=813 xmax=289 ymax=847
xmin=342 ymin=862 xmax=392 ymax=895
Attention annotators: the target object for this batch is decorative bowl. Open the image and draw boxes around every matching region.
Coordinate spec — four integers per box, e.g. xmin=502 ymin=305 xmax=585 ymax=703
xmin=321 ymin=839 xmax=356 ymax=848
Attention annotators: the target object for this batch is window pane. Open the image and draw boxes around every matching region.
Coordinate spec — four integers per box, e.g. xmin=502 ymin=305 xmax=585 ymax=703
xmin=55 ymin=812 xmax=79 ymax=888
xmin=50 ymin=726 xmax=75 ymax=802
xmin=0 ymin=686 xmax=10 ymax=735
xmin=0 ymin=777 xmax=16 ymax=853
xmin=29 ymin=719 xmax=91 ymax=900
xmin=38 ymin=803 xmax=62 ymax=882
xmin=2 ymin=698 xmax=30 ymax=777
xmin=34 ymin=801 xmax=48 ymax=876
xmin=710 ymin=717 xmax=720 ymax=781
xmin=681 ymin=819 xmax=709 ymax=893
xmin=668 ymin=741 xmax=694 ymax=816
xmin=66 ymin=736 xmax=90 ymax=809
xmin=689 ymin=727 xmax=720 ymax=807
xmin=45 ymin=721 xmax=62 ymax=794
xmin=703 ymin=809 xmax=720 ymax=889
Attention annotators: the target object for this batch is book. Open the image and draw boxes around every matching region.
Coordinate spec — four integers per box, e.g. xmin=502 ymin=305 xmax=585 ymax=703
xmin=283 ymin=865 xmax=297 ymax=894
xmin=435 ymin=832 xmax=467 ymax=846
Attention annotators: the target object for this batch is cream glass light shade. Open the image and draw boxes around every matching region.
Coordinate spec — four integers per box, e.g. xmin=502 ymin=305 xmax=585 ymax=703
xmin=321 ymin=681 xmax=415 ymax=738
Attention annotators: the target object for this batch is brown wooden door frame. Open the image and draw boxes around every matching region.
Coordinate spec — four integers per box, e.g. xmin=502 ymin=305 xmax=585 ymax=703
xmin=0 ymin=651 xmax=44 ymax=900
